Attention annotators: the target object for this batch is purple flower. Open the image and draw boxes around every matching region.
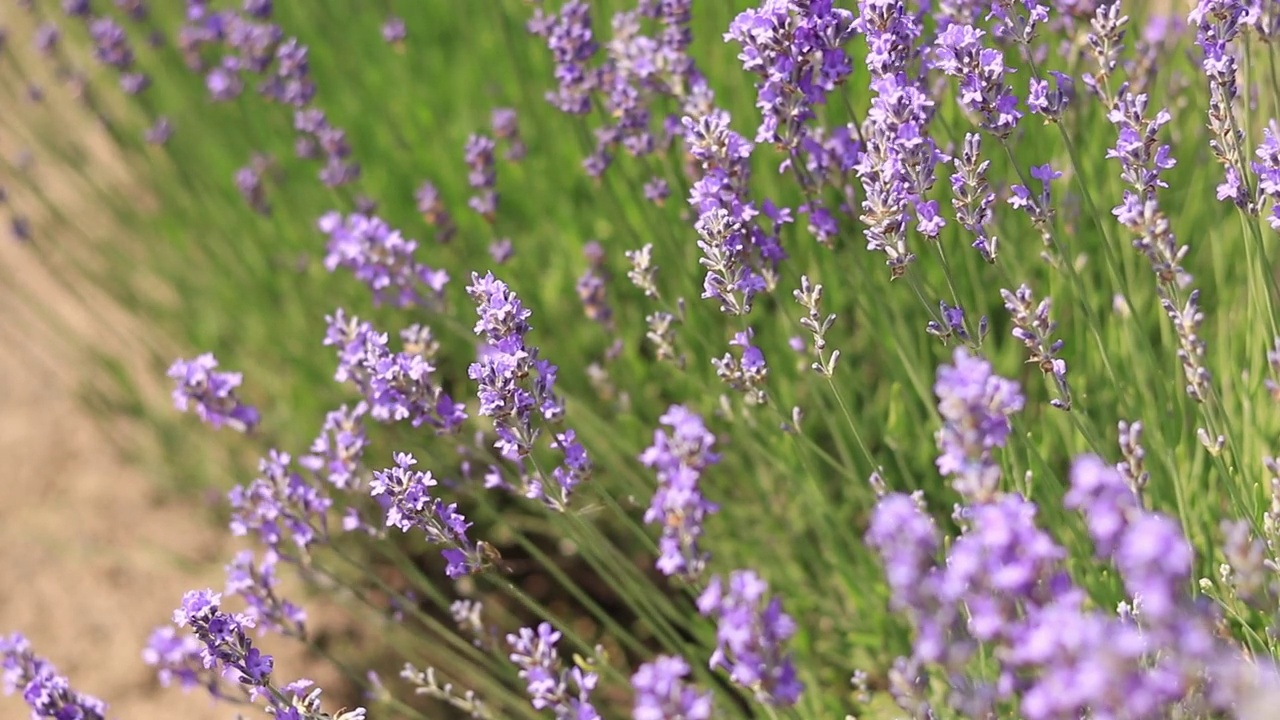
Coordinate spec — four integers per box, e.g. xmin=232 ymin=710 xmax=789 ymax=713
xmin=235 ymin=161 xmax=269 ymax=214
xmin=712 ymin=327 xmax=769 ymax=404
xmin=950 ymin=133 xmax=998 ymax=261
xmin=89 ymin=17 xmax=134 ymax=69
xmin=228 ymin=450 xmax=333 ymax=554
xmin=414 ymin=180 xmax=457 ymax=242
xmin=143 ymin=625 xmax=228 ymax=697
xmin=532 ymin=0 xmax=599 ymax=115
xmin=318 ymin=211 xmax=449 ymax=308
xmin=172 ymin=590 xmax=273 ymax=693
xmin=507 ymin=623 xmax=600 ymax=720
xmin=322 ymin=310 xmax=466 ymax=431
xmin=639 ymin=405 xmax=721 ymax=579
xmin=381 ymin=16 xmax=406 ymax=44
xmin=1252 ymin=120 xmax=1280 ymax=229
xmin=631 ymin=655 xmax=713 ymax=720
xmin=370 ymin=453 xmax=482 ymax=578
xmin=1027 ymin=70 xmax=1073 ymax=121
xmin=853 ymin=1 xmax=942 ymax=273
xmin=697 ymin=570 xmax=802 ymax=706
xmin=145 ymin=116 xmax=173 ymax=145
xmin=167 ymin=353 xmax=260 ymax=432
xmin=466 ymin=272 xmax=591 ymax=509
xmin=933 ymin=348 xmax=1024 ymax=502
xmin=933 ymin=24 xmax=1022 ymax=138
xmin=299 ymin=402 xmax=369 ymax=491
xmin=224 ymin=550 xmax=306 ymax=637
xmin=33 ymin=23 xmax=59 ymax=55
xmin=492 ymin=107 xmax=527 ymax=161
xmin=1190 ymin=0 xmax=1252 ymax=209
xmin=1 ymin=633 xmax=108 ymax=720
xmin=725 ymin=0 xmax=856 ymax=148
xmin=464 ymin=134 xmax=499 ymax=220
xmin=243 ymin=0 xmax=272 ymax=18
xmin=1001 ymin=284 xmax=1071 ymax=409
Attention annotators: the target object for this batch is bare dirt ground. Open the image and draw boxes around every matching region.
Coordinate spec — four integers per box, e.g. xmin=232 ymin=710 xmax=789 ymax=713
xmin=0 ymin=9 xmax=341 ymax=719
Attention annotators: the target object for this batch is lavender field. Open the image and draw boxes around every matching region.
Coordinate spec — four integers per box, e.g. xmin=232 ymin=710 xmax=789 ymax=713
xmin=4 ymin=0 xmax=1280 ymax=718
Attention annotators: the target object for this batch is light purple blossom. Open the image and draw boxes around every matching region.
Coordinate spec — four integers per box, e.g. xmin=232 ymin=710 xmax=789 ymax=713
xmin=697 ymin=570 xmax=802 ymax=706
xmin=370 ymin=453 xmax=482 ymax=578
xmin=507 ymin=623 xmax=600 ymax=720
xmin=631 ymin=655 xmax=713 ymax=720
xmin=639 ymin=405 xmax=720 ymax=579
xmin=1 ymin=634 xmax=108 ymax=720
xmin=934 ymin=348 xmax=1024 ymax=502
xmin=167 ymin=353 xmax=260 ymax=432
xmin=318 ymin=211 xmax=449 ymax=308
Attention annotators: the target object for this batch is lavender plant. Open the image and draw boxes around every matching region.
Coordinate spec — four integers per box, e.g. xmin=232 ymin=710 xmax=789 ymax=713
xmin=5 ymin=0 xmax=1280 ymax=718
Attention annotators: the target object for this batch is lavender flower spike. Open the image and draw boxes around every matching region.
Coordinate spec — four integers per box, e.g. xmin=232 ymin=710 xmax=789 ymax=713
xmin=934 ymin=348 xmax=1024 ymax=502
xmin=467 ymin=272 xmax=592 ymax=509
xmin=168 ymin=352 xmax=260 ymax=432
xmin=639 ymin=405 xmax=721 ymax=579
xmin=697 ymin=570 xmax=803 ymax=706
xmin=507 ymin=623 xmax=600 ymax=719
xmin=1 ymin=633 xmax=108 ymax=720
xmin=632 ymin=655 xmax=714 ymax=720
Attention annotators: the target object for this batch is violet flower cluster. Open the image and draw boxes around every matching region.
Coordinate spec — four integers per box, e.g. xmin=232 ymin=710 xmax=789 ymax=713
xmin=853 ymin=0 xmax=945 ymax=275
xmin=506 ymin=623 xmax=599 ymax=720
xmin=1 ymin=634 xmax=108 ymax=720
xmin=370 ymin=452 xmax=483 ymax=578
xmin=933 ymin=348 xmax=1025 ymax=502
xmin=639 ymin=404 xmax=721 ymax=579
xmin=167 ymin=352 xmax=261 ymax=432
xmin=696 ymin=569 xmax=802 ymax=706
xmin=318 ymin=211 xmax=450 ymax=308
xmin=466 ymin=272 xmax=592 ymax=510
xmin=724 ymin=0 xmax=856 ymax=150
xmin=631 ymin=655 xmax=714 ymax=720
xmin=172 ymin=590 xmax=365 ymax=719
xmin=324 ymin=310 xmax=467 ymax=431
xmin=869 ymin=455 xmax=1271 ymax=718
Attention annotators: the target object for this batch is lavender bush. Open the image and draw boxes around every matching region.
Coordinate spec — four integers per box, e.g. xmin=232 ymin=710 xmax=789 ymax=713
xmin=5 ymin=0 xmax=1280 ymax=717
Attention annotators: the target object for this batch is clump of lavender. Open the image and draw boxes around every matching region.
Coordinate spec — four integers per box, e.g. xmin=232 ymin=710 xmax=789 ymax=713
xmin=950 ymin=133 xmax=998 ymax=262
xmin=381 ymin=16 xmax=406 ymax=45
xmin=1001 ymin=284 xmax=1072 ymax=409
xmin=466 ymin=272 xmax=592 ymax=510
xmin=932 ymin=24 xmax=1022 ymax=139
xmin=172 ymin=590 xmax=365 ymax=719
xmin=145 ymin=116 xmax=174 ymax=145
xmin=575 ymin=241 xmax=613 ymax=328
xmin=299 ymin=402 xmax=369 ymax=491
xmin=1252 ymin=121 xmax=1280 ymax=229
xmin=631 ymin=655 xmax=714 ymax=720
xmin=506 ymin=623 xmax=599 ymax=719
xmin=724 ymin=0 xmax=856 ymax=151
xmin=224 ymin=550 xmax=306 ymax=638
xmin=1189 ymin=0 xmax=1253 ymax=209
xmin=683 ymin=111 xmax=775 ymax=314
xmin=414 ymin=180 xmax=458 ymax=243
xmin=529 ymin=0 xmax=599 ymax=116
xmin=697 ymin=569 xmax=802 ymax=706
xmin=229 ymin=449 xmax=333 ymax=555
xmin=1106 ymin=90 xmax=1211 ymax=402
xmin=143 ymin=625 xmax=234 ymax=699
xmin=933 ymin=348 xmax=1024 ymax=502
xmin=370 ymin=453 xmax=485 ymax=578
xmin=712 ymin=328 xmax=769 ymax=404
xmin=464 ymin=134 xmax=499 ymax=221
xmin=318 ymin=211 xmax=449 ymax=308
xmin=1008 ymin=163 xmax=1060 ymax=249
xmin=1 ymin=633 xmax=108 ymax=720
xmin=491 ymin=107 xmax=527 ymax=161
xmin=167 ymin=352 xmax=260 ymax=432
xmin=853 ymin=0 xmax=943 ymax=275
xmin=639 ymin=405 xmax=721 ymax=580
xmin=323 ymin=310 xmax=467 ymax=431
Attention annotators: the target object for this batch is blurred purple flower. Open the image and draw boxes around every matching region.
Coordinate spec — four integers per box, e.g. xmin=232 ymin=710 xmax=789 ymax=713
xmin=639 ymin=405 xmax=720 ymax=579
xmin=167 ymin=353 xmax=260 ymax=432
